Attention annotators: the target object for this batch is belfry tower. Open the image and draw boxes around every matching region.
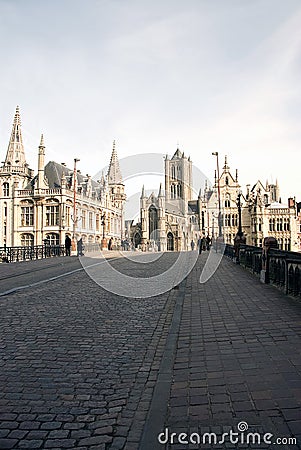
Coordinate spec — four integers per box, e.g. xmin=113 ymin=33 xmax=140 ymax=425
xmin=165 ymin=148 xmax=193 ymax=214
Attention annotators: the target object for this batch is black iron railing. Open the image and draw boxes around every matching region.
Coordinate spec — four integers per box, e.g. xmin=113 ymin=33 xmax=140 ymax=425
xmin=224 ymin=243 xmax=301 ymax=297
xmin=0 ymin=245 xmax=65 ymax=263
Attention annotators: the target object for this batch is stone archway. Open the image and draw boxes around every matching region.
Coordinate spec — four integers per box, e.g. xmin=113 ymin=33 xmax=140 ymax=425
xmin=167 ymin=232 xmax=174 ymax=251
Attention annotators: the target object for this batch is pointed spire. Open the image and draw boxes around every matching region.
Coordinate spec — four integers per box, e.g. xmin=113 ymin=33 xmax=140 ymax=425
xmin=140 ymin=184 xmax=146 ymax=199
xmin=107 ymin=140 xmax=123 ymax=184
xmin=5 ymin=106 xmax=26 ymax=166
xmin=100 ymin=170 xmax=105 ymax=186
xmin=198 ymin=187 xmax=202 ymax=199
xmin=37 ymin=134 xmax=48 ymax=189
xmin=158 ymin=182 xmax=164 ymax=197
xmin=223 ymin=155 xmax=229 ymax=170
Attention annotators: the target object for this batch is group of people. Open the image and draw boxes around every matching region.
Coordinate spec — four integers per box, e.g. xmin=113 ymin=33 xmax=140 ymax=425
xmin=191 ymin=235 xmax=212 ymax=254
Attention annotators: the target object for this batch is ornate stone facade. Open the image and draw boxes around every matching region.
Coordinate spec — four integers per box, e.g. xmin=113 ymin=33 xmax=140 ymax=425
xmin=138 ymin=151 xmax=299 ymax=252
xmin=0 ymin=107 xmax=126 ymax=248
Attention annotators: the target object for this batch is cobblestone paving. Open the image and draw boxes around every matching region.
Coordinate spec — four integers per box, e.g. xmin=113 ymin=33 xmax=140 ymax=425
xmin=0 ymin=253 xmax=300 ymax=449
xmin=0 ymin=254 xmax=179 ymax=449
xmin=161 ymin=258 xmax=301 ymax=450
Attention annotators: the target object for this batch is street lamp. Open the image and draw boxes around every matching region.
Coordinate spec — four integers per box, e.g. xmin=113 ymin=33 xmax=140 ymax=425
xmin=212 ymin=152 xmax=223 ymax=239
xmin=234 ymin=189 xmax=246 ymax=263
xmin=72 ymin=158 xmax=80 ymax=251
xmin=101 ymin=213 xmax=107 ymax=249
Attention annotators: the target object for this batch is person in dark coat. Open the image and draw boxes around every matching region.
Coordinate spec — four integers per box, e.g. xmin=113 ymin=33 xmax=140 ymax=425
xmin=77 ymin=238 xmax=84 ymax=256
xmin=206 ymin=235 xmax=211 ymax=251
xmin=197 ymin=236 xmax=202 ymax=254
xmin=108 ymin=237 xmax=113 ymax=251
xmin=65 ymin=235 xmax=72 ymax=256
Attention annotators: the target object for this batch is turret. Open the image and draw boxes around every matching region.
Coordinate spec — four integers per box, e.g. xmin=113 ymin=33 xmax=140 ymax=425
xmin=37 ymin=134 xmax=48 ymax=189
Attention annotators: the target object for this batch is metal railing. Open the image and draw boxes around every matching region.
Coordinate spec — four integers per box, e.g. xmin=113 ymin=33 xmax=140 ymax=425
xmin=0 ymin=245 xmax=65 ymax=263
xmin=224 ymin=243 xmax=301 ymax=297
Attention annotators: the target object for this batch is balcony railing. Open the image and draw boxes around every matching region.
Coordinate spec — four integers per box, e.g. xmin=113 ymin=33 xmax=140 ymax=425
xmin=17 ymin=188 xmax=62 ymax=197
xmin=224 ymin=243 xmax=301 ymax=297
xmin=0 ymin=245 xmax=65 ymax=263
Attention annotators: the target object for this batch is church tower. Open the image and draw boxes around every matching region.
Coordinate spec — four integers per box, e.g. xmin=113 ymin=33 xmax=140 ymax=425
xmin=165 ymin=148 xmax=193 ymax=214
xmin=107 ymin=140 xmax=126 ymax=237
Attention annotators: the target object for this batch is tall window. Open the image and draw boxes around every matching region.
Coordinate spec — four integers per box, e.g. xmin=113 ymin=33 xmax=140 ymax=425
xmin=3 ymin=182 xmax=9 ymax=196
xmin=21 ymin=233 xmax=34 ymax=246
xmin=46 ymin=233 xmax=59 ymax=245
xmin=21 ymin=206 xmax=34 ymax=226
xmin=66 ymin=206 xmax=71 ymax=227
xmin=89 ymin=212 xmax=93 ymax=230
xmin=149 ymin=205 xmax=158 ymax=240
xmin=82 ymin=210 xmax=86 ymax=228
xmin=96 ymin=213 xmax=100 ymax=231
xmin=258 ymin=218 xmax=262 ymax=232
xmin=46 ymin=204 xmax=59 ymax=226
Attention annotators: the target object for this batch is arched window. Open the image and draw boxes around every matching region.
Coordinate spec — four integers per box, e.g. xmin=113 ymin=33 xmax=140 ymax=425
xmin=225 ymin=176 xmax=229 ymax=185
xmin=21 ymin=233 xmax=34 ymax=247
xmin=149 ymin=205 xmax=158 ymax=240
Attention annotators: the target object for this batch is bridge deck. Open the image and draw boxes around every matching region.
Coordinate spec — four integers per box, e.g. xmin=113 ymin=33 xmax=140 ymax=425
xmin=0 ymin=253 xmax=300 ymax=449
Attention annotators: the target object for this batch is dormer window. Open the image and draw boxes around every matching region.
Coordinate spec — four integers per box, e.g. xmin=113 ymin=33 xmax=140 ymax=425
xmin=225 ymin=176 xmax=229 ymax=185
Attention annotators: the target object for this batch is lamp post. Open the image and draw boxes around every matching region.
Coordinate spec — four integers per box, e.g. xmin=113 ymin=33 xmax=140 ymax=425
xmin=212 ymin=152 xmax=223 ymax=240
xmin=101 ymin=213 xmax=107 ymax=249
xmin=72 ymin=158 xmax=80 ymax=252
xmin=234 ymin=189 xmax=246 ymax=263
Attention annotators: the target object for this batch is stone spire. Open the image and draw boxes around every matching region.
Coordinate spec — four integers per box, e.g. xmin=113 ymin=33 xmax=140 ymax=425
xmin=100 ymin=171 xmax=106 ymax=186
xmin=158 ymin=182 xmax=164 ymax=197
xmin=5 ymin=106 xmax=26 ymax=167
xmin=223 ymin=155 xmax=229 ymax=171
xmin=140 ymin=185 xmax=146 ymax=199
xmin=107 ymin=140 xmax=123 ymax=185
xmin=37 ymin=134 xmax=48 ymax=189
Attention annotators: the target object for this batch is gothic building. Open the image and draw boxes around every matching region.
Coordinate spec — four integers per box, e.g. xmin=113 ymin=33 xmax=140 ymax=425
xmin=202 ymin=157 xmax=298 ymax=251
xmin=138 ymin=150 xmax=299 ymax=252
xmin=139 ymin=149 xmax=201 ymax=251
xmin=0 ymin=107 xmax=126 ymax=248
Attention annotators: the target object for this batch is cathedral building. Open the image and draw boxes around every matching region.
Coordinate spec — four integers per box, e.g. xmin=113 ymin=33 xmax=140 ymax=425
xmin=139 ymin=149 xmax=201 ymax=251
xmin=0 ymin=107 xmax=126 ymax=248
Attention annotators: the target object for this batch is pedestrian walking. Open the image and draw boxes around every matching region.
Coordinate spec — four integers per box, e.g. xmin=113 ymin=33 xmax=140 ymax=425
xmin=77 ymin=238 xmax=84 ymax=256
xmin=65 ymin=235 xmax=71 ymax=256
xmin=190 ymin=240 xmax=195 ymax=251
xmin=197 ymin=236 xmax=202 ymax=254
xmin=108 ymin=237 xmax=113 ymax=250
xmin=206 ymin=235 xmax=211 ymax=251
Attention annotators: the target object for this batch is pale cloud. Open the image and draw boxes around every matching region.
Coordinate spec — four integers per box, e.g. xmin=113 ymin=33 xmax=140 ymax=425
xmin=0 ymin=0 xmax=300 ymax=201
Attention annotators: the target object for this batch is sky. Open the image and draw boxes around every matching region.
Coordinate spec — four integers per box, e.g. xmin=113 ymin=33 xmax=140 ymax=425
xmin=0 ymin=0 xmax=300 ymax=203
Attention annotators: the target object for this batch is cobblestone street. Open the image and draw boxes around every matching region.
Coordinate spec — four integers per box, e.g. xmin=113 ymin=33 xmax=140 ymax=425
xmin=0 ymin=253 xmax=300 ymax=449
